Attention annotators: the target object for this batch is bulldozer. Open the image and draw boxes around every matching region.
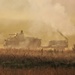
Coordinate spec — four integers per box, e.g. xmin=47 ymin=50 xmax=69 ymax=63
xmin=48 ymin=30 xmax=68 ymax=51
xmin=4 ymin=30 xmax=25 ymax=48
xmin=4 ymin=30 xmax=41 ymax=49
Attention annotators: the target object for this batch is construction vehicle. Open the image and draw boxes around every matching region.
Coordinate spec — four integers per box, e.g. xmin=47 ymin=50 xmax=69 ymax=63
xmin=4 ymin=30 xmax=25 ymax=48
xmin=48 ymin=30 xmax=68 ymax=51
xmin=4 ymin=30 xmax=41 ymax=49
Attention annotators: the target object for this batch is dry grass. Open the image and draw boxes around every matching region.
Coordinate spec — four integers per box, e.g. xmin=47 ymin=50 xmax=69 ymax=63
xmin=0 ymin=48 xmax=75 ymax=75
xmin=0 ymin=67 xmax=75 ymax=75
xmin=0 ymin=48 xmax=75 ymax=61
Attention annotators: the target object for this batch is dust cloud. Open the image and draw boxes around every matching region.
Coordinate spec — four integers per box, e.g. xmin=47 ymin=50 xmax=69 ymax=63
xmin=0 ymin=0 xmax=75 ymax=47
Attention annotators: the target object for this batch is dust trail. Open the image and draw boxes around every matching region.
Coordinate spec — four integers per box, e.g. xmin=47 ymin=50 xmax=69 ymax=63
xmin=27 ymin=0 xmax=75 ymax=36
xmin=0 ymin=0 xmax=75 ymax=36
xmin=0 ymin=0 xmax=75 ymax=46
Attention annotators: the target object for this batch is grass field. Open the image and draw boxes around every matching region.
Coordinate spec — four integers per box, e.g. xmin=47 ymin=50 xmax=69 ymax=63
xmin=0 ymin=67 xmax=75 ymax=75
xmin=0 ymin=48 xmax=75 ymax=75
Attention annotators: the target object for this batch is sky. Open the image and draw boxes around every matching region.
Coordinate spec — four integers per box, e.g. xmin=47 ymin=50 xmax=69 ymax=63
xmin=0 ymin=0 xmax=75 ymax=47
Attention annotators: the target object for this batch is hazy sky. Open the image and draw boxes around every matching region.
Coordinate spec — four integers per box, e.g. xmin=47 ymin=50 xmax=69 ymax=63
xmin=0 ymin=0 xmax=75 ymax=46
xmin=0 ymin=0 xmax=75 ymax=19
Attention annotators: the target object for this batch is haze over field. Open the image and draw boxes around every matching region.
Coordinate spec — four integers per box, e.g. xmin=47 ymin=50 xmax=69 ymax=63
xmin=0 ymin=0 xmax=75 ymax=47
